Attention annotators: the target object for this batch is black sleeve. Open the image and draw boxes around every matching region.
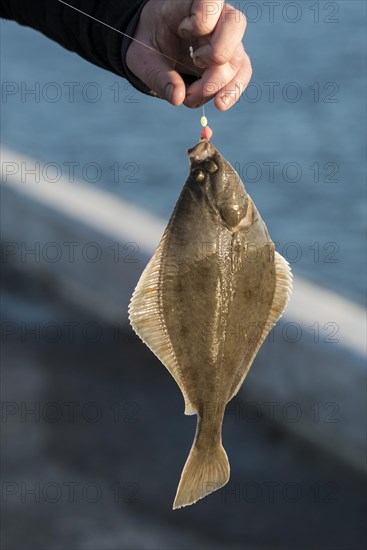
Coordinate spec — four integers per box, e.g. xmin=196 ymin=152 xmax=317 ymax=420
xmin=0 ymin=0 xmax=154 ymax=96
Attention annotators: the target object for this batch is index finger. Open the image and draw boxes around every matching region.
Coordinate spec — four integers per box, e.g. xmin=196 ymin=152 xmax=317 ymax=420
xmin=178 ymin=0 xmax=224 ymax=37
xmin=193 ymin=5 xmax=247 ymax=67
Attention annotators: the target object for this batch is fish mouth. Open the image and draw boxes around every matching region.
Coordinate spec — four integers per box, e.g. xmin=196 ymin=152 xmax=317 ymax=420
xmin=188 ymin=140 xmax=216 ymax=163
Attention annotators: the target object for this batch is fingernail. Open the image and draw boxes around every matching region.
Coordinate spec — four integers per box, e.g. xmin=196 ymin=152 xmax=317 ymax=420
xmin=194 ymin=56 xmax=206 ymax=69
xmin=221 ymin=95 xmax=230 ymax=106
xmin=178 ymin=19 xmax=192 ymax=39
xmin=166 ymin=83 xmax=174 ymax=102
xmin=179 ymin=28 xmax=189 ymax=40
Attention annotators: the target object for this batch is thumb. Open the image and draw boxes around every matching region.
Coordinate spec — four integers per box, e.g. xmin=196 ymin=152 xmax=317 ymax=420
xmin=126 ymin=45 xmax=186 ymax=106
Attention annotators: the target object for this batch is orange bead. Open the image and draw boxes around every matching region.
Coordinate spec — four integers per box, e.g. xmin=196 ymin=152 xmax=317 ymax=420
xmin=201 ymin=126 xmax=213 ymax=140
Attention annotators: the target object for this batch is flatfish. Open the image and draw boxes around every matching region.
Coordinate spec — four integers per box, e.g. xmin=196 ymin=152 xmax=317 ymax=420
xmin=129 ymin=139 xmax=292 ymax=509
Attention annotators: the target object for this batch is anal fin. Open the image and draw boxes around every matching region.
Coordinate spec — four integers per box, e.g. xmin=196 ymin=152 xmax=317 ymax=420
xmin=229 ymin=251 xmax=293 ymax=400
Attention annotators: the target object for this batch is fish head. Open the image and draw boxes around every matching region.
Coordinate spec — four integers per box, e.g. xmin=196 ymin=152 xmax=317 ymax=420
xmin=188 ymin=140 xmax=251 ymax=231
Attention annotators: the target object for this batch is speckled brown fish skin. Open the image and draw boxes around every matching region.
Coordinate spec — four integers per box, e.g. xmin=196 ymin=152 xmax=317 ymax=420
xmin=129 ymin=140 xmax=292 ymax=510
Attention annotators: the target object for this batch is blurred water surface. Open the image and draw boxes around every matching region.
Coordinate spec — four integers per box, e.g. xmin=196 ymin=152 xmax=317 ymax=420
xmin=1 ymin=1 xmax=366 ymax=303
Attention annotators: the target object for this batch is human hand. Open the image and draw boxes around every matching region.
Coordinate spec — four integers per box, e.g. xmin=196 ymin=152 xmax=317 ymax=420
xmin=126 ymin=0 xmax=252 ymax=110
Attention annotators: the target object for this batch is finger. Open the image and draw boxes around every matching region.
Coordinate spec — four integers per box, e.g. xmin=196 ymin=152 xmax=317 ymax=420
xmin=184 ymin=63 xmax=237 ymax=108
xmin=126 ymin=44 xmax=186 ymax=106
xmin=214 ymin=50 xmax=252 ymax=110
xmin=184 ymin=44 xmax=246 ymax=108
xmin=193 ymin=5 xmax=247 ymax=68
xmin=178 ymin=0 xmax=224 ymax=37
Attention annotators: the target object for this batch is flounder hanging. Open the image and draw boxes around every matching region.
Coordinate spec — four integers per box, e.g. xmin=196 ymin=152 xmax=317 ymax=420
xmin=129 ymin=139 xmax=292 ymax=509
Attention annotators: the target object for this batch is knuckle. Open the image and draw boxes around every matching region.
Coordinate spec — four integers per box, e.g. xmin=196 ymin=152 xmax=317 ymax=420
xmin=193 ymin=19 xmax=212 ymax=35
xmin=224 ymin=5 xmax=247 ymax=28
xmin=232 ymin=49 xmax=244 ymax=66
xmin=211 ymin=47 xmax=231 ymax=65
xmin=246 ymin=54 xmax=253 ymax=74
xmin=145 ymin=66 xmax=163 ymax=94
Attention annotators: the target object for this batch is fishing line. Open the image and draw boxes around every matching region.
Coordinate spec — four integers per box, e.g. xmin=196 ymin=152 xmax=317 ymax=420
xmin=56 ymin=0 xmax=194 ymax=72
xmin=56 ymin=0 xmax=212 ymax=136
xmin=188 ymin=43 xmax=203 ymax=116
xmin=188 ymin=39 xmax=211 ymax=138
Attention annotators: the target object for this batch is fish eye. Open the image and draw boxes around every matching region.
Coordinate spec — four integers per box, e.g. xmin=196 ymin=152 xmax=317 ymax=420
xmin=192 ymin=168 xmax=205 ymax=182
xmin=204 ymin=160 xmax=219 ymax=174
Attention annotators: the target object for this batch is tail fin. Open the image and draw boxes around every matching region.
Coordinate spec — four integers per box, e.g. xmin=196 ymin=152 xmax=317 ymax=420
xmin=173 ymin=416 xmax=230 ymax=509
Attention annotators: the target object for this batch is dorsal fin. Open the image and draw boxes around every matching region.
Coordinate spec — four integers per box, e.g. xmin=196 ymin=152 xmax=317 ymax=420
xmin=128 ymin=233 xmax=196 ymax=415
